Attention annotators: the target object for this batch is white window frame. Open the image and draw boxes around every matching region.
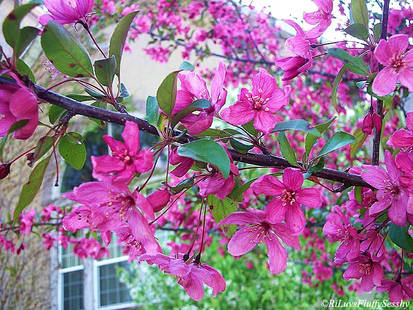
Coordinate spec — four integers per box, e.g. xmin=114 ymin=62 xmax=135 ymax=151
xmin=58 ymin=264 xmax=85 ymax=310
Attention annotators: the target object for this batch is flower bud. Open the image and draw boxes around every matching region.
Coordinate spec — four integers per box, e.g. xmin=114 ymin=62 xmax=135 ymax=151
xmin=147 ymin=188 xmax=171 ymax=212
xmin=372 ymin=113 xmax=382 ymax=133
xmin=0 ymin=163 xmax=11 ymax=179
xmin=362 ymin=114 xmax=373 ymax=135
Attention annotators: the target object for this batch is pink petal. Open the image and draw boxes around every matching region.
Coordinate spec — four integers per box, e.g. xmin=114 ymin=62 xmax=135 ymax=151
xmin=343 ymin=263 xmax=361 ymax=280
xmin=220 ymin=211 xmax=263 ymax=226
xmin=251 ymin=174 xmax=284 ymax=196
xmin=361 ymin=165 xmax=389 ymax=189
xmin=134 ymin=149 xmax=154 ymax=173
xmin=374 ymin=39 xmax=393 ymax=66
xmin=173 ymin=90 xmax=194 ymax=115
xmin=399 ymin=68 xmax=413 ymax=92
xmin=264 ymin=233 xmax=287 ymax=274
xmin=266 ymin=87 xmax=290 ymax=112
xmin=253 ymin=110 xmax=276 ymax=134
xmin=369 ymin=198 xmax=391 ymax=216
xmin=372 ymin=66 xmax=398 ymax=96
xmin=181 ymin=111 xmax=213 ymax=135
xmin=282 ymin=168 xmax=303 ymax=191
xmin=264 ymin=198 xmax=286 ymax=223
xmin=122 ymin=121 xmax=140 ymax=156
xmin=285 ymin=35 xmax=311 ymax=58
xmin=389 ymin=129 xmax=413 ymax=148
xmin=180 ymin=274 xmax=204 ymax=301
xmin=406 ymin=112 xmax=413 ymax=132
xmin=296 ymin=188 xmax=322 ymax=208
xmin=134 ymin=192 xmax=155 ymax=220
xmin=92 ymin=155 xmax=124 ymax=174
xmin=252 ymin=69 xmax=276 ymax=99
xmin=198 ymin=264 xmax=226 ymax=296
xmin=227 ymin=226 xmax=262 ymax=256
xmin=103 ymin=135 xmax=127 ymax=154
xmin=271 ymin=223 xmax=301 ymax=249
xmin=128 ymin=210 xmax=161 ymax=254
xmin=210 ymin=62 xmax=226 ymax=105
xmin=220 ymin=101 xmax=254 ymax=125
xmin=285 ymin=203 xmax=306 ymax=233
xmin=388 ymin=194 xmax=407 ymax=226
xmin=387 ymin=34 xmax=408 ymax=56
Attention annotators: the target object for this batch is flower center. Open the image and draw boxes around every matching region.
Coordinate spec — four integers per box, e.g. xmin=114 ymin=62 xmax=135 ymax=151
xmin=391 ymin=55 xmax=406 ymax=73
xmin=358 ymin=262 xmax=372 ymax=275
xmin=280 ymin=189 xmax=296 ymax=206
xmin=247 ymin=92 xmax=270 ymax=111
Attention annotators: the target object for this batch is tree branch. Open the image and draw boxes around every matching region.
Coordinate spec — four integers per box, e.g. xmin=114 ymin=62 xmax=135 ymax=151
xmin=372 ymin=0 xmax=390 ymax=165
xmin=0 ymin=76 xmax=371 ymax=189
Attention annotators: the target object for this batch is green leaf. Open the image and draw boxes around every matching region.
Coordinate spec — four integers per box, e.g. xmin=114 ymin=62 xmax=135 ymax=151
xmin=32 ymin=136 xmax=54 ymax=164
xmin=229 ymin=138 xmax=254 ymax=154
xmin=389 ymin=224 xmax=413 ymax=252
xmin=13 ymin=155 xmax=51 ymax=223
xmin=109 ymin=11 xmax=138 ymax=77
xmin=207 ymin=194 xmax=237 ymax=223
xmin=229 ymin=178 xmax=256 ymax=202
xmin=305 ymin=117 xmax=336 ymax=157
xmin=351 ymin=0 xmax=369 ymax=28
xmin=16 ymin=59 xmax=35 ymax=82
xmin=179 ymin=61 xmax=195 ymax=71
xmin=169 ymin=177 xmax=194 ymax=194
xmin=328 ymin=48 xmax=369 ymax=75
xmin=0 ymin=119 xmax=30 ymax=158
xmin=178 ymin=139 xmax=230 ymax=178
xmin=331 ymin=66 xmax=346 ymax=112
xmin=156 ymin=71 xmax=180 ymax=115
xmin=41 ymin=20 xmax=94 ymax=78
xmin=171 ymin=99 xmax=211 ymax=127
xmin=277 ymin=132 xmax=298 ymax=166
xmin=119 ymin=83 xmax=130 ymax=98
xmin=344 ymin=23 xmax=368 ymax=41
xmin=373 ymin=23 xmax=382 ymax=41
xmin=2 ymin=3 xmax=38 ymax=48
xmin=94 ymin=56 xmax=116 ymax=87
xmin=58 ymin=132 xmax=87 ymax=170
xmin=194 ymin=128 xmax=238 ymax=138
xmin=48 ymin=105 xmax=66 ymax=124
xmin=354 ymin=186 xmax=363 ymax=204
xmin=350 ymin=127 xmax=367 ymax=157
xmin=66 ymin=94 xmax=94 ymax=102
xmin=242 ymin=120 xmax=258 ymax=136
xmin=84 ymin=87 xmax=106 ymax=99
xmin=316 ymin=131 xmax=356 ymax=158
xmin=146 ymin=96 xmax=159 ymax=127
xmin=273 ymin=119 xmax=320 ymax=137
xmin=14 ymin=26 xmax=39 ymax=57
xmin=303 ymin=157 xmax=325 ymax=179
xmin=207 ymin=195 xmax=237 ymax=235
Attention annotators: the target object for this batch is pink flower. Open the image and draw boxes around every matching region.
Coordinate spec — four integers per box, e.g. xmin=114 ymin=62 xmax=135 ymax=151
xmin=139 ymin=253 xmax=226 ymax=301
xmin=389 ymin=112 xmax=413 ymax=149
xmin=323 ymin=206 xmax=360 ymax=262
xmin=221 ymin=69 xmax=290 ymax=133
xmin=39 ymin=0 xmax=94 ymax=25
xmin=372 ymin=34 xmax=413 ymax=96
xmin=251 ymin=168 xmax=322 ymax=233
xmin=303 ymin=0 xmax=333 ymax=39
xmin=19 ymin=209 xmax=35 ymax=235
xmin=343 ymin=253 xmax=383 ymax=292
xmin=378 ymin=277 xmax=413 ymax=304
xmin=169 ymin=147 xmax=194 ymax=177
xmin=198 ymin=155 xmax=239 ymax=200
xmin=91 ymin=121 xmax=154 ymax=183
xmin=147 ymin=187 xmax=171 ymax=212
xmin=361 ymin=151 xmax=411 ymax=226
xmin=0 ymin=84 xmax=38 ymax=140
xmin=276 ymin=56 xmax=313 ymax=81
xmin=172 ymin=62 xmax=227 ymax=135
xmin=220 ymin=207 xmax=300 ymax=274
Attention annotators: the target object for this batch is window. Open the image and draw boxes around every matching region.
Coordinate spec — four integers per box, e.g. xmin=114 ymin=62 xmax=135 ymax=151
xmin=59 ymin=245 xmax=84 ymax=310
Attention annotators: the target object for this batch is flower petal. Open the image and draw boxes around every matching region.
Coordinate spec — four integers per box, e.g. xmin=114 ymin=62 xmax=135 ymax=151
xmin=372 ymin=66 xmax=398 ymax=96
xmin=264 ymin=233 xmax=287 ymax=274
xmin=282 ymin=168 xmax=303 ymax=191
xmin=227 ymin=226 xmax=262 ymax=256
xmin=296 ymin=188 xmax=322 ymax=208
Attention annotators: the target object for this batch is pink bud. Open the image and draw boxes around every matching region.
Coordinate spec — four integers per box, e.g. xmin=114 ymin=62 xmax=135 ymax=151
xmin=245 ymin=261 xmax=254 ymax=269
xmin=372 ymin=113 xmax=382 ymax=133
xmin=147 ymin=188 xmax=171 ymax=212
xmin=362 ymin=114 xmax=373 ymax=135
xmin=0 ymin=163 xmax=11 ymax=179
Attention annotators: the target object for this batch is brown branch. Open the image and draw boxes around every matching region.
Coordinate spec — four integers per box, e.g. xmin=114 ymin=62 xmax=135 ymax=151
xmin=372 ymin=0 xmax=390 ymax=165
xmin=0 ymin=76 xmax=370 ymax=189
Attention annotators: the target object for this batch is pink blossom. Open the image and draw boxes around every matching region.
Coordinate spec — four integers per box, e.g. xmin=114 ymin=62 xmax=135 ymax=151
xmin=91 ymin=121 xmax=154 ymax=183
xmin=323 ymin=206 xmax=360 ymax=262
xmin=0 ymin=84 xmax=38 ymax=140
xmin=221 ymin=69 xmax=290 ymax=133
xmin=372 ymin=34 xmax=413 ymax=96
xmin=378 ymin=277 xmax=413 ymax=304
xmin=220 ymin=207 xmax=300 ymax=274
xmin=343 ymin=253 xmax=383 ymax=292
xmin=19 ymin=209 xmax=35 ymax=235
xmin=139 ymin=253 xmax=226 ymax=301
xmin=172 ymin=62 xmax=227 ymax=135
xmin=361 ymin=151 xmax=411 ymax=226
xmin=42 ymin=233 xmax=56 ymax=250
xmin=251 ymin=168 xmax=322 ymax=233
xmin=276 ymin=56 xmax=313 ymax=81
xmin=303 ymin=0 xmax=333 ymax=38
xmin=39 ymin=0 xmax=94 ymax=25
xmin=198 ymin=161 xmax=239 ymax=200
xmin=389 ymin=112 xmax=413 ymax=149
xmin=147 ymin=187 xmax=171 ymax=212
xmin=169 ymin=147 xmax=194 ymax=177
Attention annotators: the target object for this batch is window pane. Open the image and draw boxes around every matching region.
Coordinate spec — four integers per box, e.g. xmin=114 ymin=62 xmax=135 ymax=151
xmin=63 ymin=270 xmax=84 ymax=310
xmin=61 ymin=244 xmax=81 ymax=268
xmin=99 ymin=262 xmax=132 ymax=307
